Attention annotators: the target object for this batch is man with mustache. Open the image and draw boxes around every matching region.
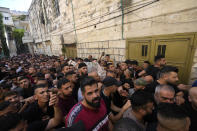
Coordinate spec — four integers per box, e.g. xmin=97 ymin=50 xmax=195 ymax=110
xmin=57 ymin=78 xmax=76 ymax=117
xmin=65 ymin=76 xmax=109 ymax=131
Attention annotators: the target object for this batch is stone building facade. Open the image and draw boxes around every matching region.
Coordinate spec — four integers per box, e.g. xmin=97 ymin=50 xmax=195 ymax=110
xmin=0 ymin=7 xmax=17 ymax=57
xmin=28 ymin=0 xmax=197 ymax=84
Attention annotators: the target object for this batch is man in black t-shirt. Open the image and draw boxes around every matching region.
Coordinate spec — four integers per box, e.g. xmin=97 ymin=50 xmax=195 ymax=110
xmin=145 ymin=66 xmax=179 ymax=94
xmin=139 ymin=55 xmax=166 ymax=80
xmin=101 ymin=77 xmax=131 ymax=123
xmin=22 ymin=84 xmax=54 ymax=123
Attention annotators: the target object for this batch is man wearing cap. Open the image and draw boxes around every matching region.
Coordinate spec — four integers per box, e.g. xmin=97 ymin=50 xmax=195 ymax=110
xmin=101 ymin=77 xmax=131 ymax=123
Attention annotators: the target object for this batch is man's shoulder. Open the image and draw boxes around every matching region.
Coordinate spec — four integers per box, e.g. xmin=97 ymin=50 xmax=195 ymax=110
xmin=66 ymin=102 xmax=83 ymax=127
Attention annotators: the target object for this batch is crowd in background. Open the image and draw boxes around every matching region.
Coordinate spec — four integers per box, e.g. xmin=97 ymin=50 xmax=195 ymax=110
xmin=0 ymin=53 xmax=197 ymax=131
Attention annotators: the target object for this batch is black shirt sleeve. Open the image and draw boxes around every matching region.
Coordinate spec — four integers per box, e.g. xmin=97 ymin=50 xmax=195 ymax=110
xmin=27 ymin=120 xmax=49 ymax=131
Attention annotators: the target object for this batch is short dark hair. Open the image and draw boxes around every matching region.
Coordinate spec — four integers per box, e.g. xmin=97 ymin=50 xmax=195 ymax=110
xmin=19 ymin=76 xmax=28 ymax=81
xmin=114 ymin=118 xmax=144 ymax=131
xmin=130 ymin=90 xmax=153 ymax=111
xmin=81 ymin=76 xmax=97 ymax=93
xmin=57 ymin=78 xmax=70 ymax=89
xmin=3 ymin=91 xmax=18 ymax=100
xmin=107 ymin=63 xmax=113 ymax=69
xmin=159 ymin=66 xmax=178 ymax=78
xmin=61 ymin=63 xmax=69 ymax=70
xmin=65 ymin=71 xmax=76 ymax=78
xmin=130 ymin=60 xmax=138 ymax=66
xmin=125 ymin=60 xmax=131 ymax=65
xmin=34 ymin=84 xmax=48 ymax=94
xmin=154 ymin=55 xmax=165 ymax=62
xmin=0 ymin=113 xmax=23 ymax=131
xmin=157 ymin=103 xmax=187 ymax=120
xmin=57 ymin=73 xmax=65 ymax=80
xmin=106 ymin=54 xmax=110 ymax=57
xmin=144 ymin=61 xmax=150 ymax=65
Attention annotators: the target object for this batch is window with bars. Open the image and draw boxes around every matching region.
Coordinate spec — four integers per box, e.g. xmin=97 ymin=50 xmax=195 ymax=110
xmin=5 ymin=17 xmax=9 ymax=20
xmin=142 ymin=45 xmax=148 ymax=56
xmin=157 ymin=45 xmax=166 ymax=56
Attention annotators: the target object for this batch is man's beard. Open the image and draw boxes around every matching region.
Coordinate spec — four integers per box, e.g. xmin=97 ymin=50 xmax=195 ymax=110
xmin=81 ymin=72 xmax=87 ymax=76
xmin=85 ymin=97 xmax=101 ymax=108
xmin=166 ymin=81 xmax=178 ymax=86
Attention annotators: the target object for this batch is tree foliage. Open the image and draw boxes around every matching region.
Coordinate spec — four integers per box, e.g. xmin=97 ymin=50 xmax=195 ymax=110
xmin=0 ymin=13 xmax=10 ymax=57
xmin=12 ymin=28 xmax=25 ymax=54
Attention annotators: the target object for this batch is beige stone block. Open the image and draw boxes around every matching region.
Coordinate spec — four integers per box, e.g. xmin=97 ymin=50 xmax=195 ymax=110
xmin=119 ymin=49 xmax=125 ymax=56
xmin=103 ymin=41 xmax=109 ymax=48
xmin=114 ymin=55 xmax=119 ymax=61
xmin=109 ymin=40 xmax=126 ymax=48
xmin=114 ymin=49 xmax=119 ymax=55
xmin=98 ymin=42 xmax=103 ymax=48
xmin=108 ymin=49 xmax=114 ymax=54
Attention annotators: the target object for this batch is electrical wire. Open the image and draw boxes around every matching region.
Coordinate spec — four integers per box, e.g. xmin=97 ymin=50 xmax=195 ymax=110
xmin=50 ymin=0 xmax=158 ymax=36
xmin=59 ymin=0 xmax=158 ymax=35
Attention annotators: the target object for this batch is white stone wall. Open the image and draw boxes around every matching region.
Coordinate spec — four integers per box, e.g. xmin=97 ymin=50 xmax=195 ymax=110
xmin=77 ymin=40 xmax=126 ymax=61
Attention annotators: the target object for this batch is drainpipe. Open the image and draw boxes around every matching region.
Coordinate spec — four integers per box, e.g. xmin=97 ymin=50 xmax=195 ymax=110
xmin=70 ymin=0 xmax=77 ymax=43
xmin=121 ymin=0 xmax=124 ymax=40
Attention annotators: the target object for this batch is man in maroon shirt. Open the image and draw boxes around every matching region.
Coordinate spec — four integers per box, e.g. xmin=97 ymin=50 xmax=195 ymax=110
xmin=65 ymin=76 xmax=109 ymax=131
xmin=57 ymin=78 xmax=76 ymax=117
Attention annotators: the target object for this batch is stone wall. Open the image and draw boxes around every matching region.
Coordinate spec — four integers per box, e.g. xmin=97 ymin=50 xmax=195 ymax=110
xmin=77 ymin=40 xmax=126 ymax=61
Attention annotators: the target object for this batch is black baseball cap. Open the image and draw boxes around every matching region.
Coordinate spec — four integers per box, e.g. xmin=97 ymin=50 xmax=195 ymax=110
xmin=102 ymin=77 xmax=121 ymax=87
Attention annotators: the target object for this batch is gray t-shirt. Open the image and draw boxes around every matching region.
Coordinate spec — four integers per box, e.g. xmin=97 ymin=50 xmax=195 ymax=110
xmin=123 ymin=108 xmax=146 ymax=131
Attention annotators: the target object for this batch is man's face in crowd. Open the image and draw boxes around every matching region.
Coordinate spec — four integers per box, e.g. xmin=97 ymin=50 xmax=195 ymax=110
xmin=143 ymin=102 xmax=154 ymax=115
xmin=105 ymin=56 xmax=110 ymax=61
xmin=165 ymin=72 xmax=179 ymax=85
xmin=12 ymin=77 xmax=18 ymax=85
xmin=42 ymin=68 xmax=48 ymax=74
xmin=118 ymin=86 xmax=129 ymax=97
xmin=88 ymin=55 xmax=92 ymax=60
xmin=108 ymin=65 xmax=115 ymax=72
xmin=120 ymin=62 xmax=128 ymax=71
xmin=106 ymin=72 xmax=116 ymax=78
xmin=159 ymin=58 xmax=166 ymax=66
xmin=134 ymin=85 xmax=146 ymax=91
xmin=155 ymin=89 xmax=175 ymax=104
xmin=143 ymin=63 xmax=149 ymax=69
xmin=60 ymin=82 xmax=73 ymax=97
xmin=131 ymin=64 xmax=138 ymax=70
xmin=63 ymin=66 xmax=70 ymax=74
xmin=34 ymin=87 xmax=49 ymax=103
xmin=28 ymin=67 xmax=36 ymax=75
xmin=19 ymin=79 xmax=30 ymax=88
xmin=83 ymin=83 xmax=101 ymax=108
xmin=71 ymin=74 xmax=77 ymax=83
xmin=54 ymin=61 xmax=60 ymax=67
xmin=4 ymin=94 xmax=19 ymax=103
xmin=189 ymin=87 xmax=197 ymax=110
xmin=110 ymin=85 xmax=118 ymax=93
xmin=79 ymin=66 xmax=87 ymax=75
xmin=69 ymin=65 xmax=74 ymax=71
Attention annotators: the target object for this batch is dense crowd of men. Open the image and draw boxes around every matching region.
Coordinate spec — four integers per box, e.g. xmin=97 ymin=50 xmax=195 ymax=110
xmin=0 ymin=53 xmax=197 ymax=131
